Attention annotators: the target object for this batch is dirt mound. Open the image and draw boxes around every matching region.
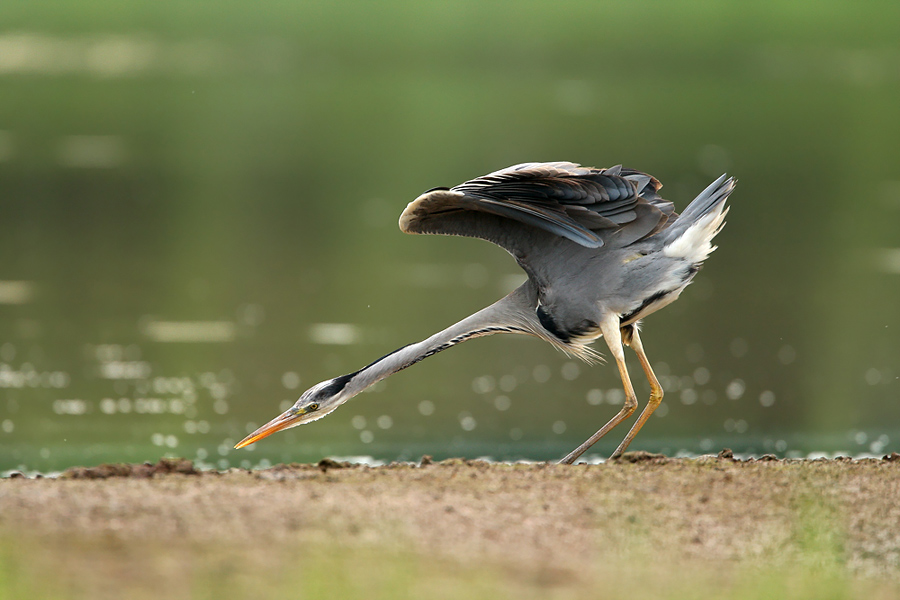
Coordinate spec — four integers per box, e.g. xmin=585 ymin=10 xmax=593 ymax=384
xmin=58 ymin=457 xmax=199 ymax=479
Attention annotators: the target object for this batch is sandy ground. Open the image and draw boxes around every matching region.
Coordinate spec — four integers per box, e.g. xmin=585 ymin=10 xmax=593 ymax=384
xmin=2 ymin=452 xmax=900 ymax=597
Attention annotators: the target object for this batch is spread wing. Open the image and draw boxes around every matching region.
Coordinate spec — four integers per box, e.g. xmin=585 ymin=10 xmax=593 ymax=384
xmin=399 ymin=162 xmax=675 ymax=256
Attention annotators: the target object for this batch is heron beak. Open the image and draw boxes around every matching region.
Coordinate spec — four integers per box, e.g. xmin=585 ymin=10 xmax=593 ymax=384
xmin=234 ymin=407 xmax=305 ymax=449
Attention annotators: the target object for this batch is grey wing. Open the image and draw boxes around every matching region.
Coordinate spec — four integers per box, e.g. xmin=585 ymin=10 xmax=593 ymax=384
xmin=399 ymin=162 xmax=676 ymax=256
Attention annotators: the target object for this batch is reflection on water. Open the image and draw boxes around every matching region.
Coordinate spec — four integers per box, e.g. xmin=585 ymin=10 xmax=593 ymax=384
xmin=2 ymin=2 xmax=900 ymax=472
xmin=309 ymin=323 xmax=361 ymax=346
xmin=0 ymin=32 xmax=251 ymax=78
xmin=0 ymin=281 xmax=35 ymax=305
xmin=142 ymin=320 xmax=236 ymax=343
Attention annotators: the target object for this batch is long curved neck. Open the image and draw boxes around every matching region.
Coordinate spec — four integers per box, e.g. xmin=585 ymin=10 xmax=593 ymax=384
xmin=343 ymin=285 xmax=535 ymax=397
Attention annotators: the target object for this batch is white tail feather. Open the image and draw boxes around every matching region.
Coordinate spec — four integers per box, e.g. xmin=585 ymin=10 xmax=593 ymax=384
xmin=663 ymin=205 xmax=729 ymax=264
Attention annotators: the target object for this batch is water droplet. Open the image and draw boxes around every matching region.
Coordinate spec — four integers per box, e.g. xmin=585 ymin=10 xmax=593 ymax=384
xmin=282 ymin=371 xmax=301 ymax=390
xmin=655 ymin=403 xmax=669 ymax=418
xmin=471 ymin=375 xmax=496 ymax=394
xmin=459 ymin=414 xmax=477 ymax=431
xmin=871 ymin=436 xmax=889 ymax=454
xmin=376 ymin=415 xmax=393 ymax=430
xmin=309 ymin=323 xmax=361 ymax=345
xmin=693 ymin=367 xmax=710 ymax=386
xmin=552 ymin=421 xmax=566 ymax=434
xmin=680 ymin=389 xmax=698 ymax=405
xmin=509 ymin=428 xmax=523 ymax=440
xmin=726 ymin=379 xmax=745 ymax=400
xmin=351 ymin=415 xmax=367 ymax=429
xmin=561 ymin=362 xmax=580 ymax=381
xmin=865 ymin=368 xmax=882 ymax=385
xmin=360 ymin=430 xmax=374 ymax=444
xmin=759 ymin=390 xmax=776 ymax=407
xmin=499 ymin=374 xmax=517 ymax=393
xmin=532 ymin=365 xmax=551 ymax=383
xmin=418 ymin=400 xmax=435 ymax=416
xmin=49 ymin=372 xmax=69 ymax=388
xmin=493 ymin=395 xmax=511 ymax=411
xmin=606 ymin=389 xmax=625 ymax=406
xmin=95 ymin=344 xmax=123 ymax=362
xmin=53 ymin=399 xmax=87 ymax=415
xmin=777 ymin=345 xmax=796 ymax=365
xmin=586 ymin=389 xmax=603 ymax=405
xmin=1 ymin=419 xmax=13 ymax=433
xmin=662 ymin=375 xmax=680 ymax=392
xmin=209 ymin=383 xmax=228 ymax=401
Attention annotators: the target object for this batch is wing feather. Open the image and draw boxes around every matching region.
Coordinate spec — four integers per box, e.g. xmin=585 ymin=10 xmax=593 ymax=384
xmin=399 ymin=162 xmax=673 ymax=254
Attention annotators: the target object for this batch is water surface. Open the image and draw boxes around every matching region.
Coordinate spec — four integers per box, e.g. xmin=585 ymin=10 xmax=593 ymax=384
xmin=1 ymin=1 xmax=899 ymax=471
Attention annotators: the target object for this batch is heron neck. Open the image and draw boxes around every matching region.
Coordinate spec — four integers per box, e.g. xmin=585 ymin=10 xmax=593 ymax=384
xmin=345 ymin=286 xmax=534 ymax=396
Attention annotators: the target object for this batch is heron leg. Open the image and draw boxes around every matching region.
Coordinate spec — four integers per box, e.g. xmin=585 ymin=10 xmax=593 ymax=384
xmin=559 ymin=317 xmax=638 ymax=465
xmin=609 ymin=326 xmax=663 ymax=459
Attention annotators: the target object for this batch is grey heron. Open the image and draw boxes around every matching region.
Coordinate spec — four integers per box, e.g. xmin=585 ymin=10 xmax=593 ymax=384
xmin=235 ymin=162 xmax=736 ymax=463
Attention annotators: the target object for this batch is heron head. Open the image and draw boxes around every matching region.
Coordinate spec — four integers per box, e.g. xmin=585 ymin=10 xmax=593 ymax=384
xmin=234 ymin=374 xmax=353 ymax=449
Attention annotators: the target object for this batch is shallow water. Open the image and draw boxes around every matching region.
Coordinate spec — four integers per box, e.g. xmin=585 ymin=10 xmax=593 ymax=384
xmin=1 ymin=2 xmax=899 ymax=471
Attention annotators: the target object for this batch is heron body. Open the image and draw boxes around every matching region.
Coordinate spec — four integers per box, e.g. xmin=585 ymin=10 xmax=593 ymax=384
xmin=236 ymin=162 xmax=736 ymax=463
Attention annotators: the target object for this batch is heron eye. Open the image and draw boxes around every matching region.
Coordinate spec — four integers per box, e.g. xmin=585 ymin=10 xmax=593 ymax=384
xmin=308 ymin=403 xmax=319 ymax=411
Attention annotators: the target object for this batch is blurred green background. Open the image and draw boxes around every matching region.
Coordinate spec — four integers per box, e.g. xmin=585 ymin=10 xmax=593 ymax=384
xmin=1 ymin=0 xmax=899 ymax=472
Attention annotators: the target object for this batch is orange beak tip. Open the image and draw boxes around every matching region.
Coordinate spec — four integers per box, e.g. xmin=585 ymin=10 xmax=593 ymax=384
xmin=233 ymin=410 xmax=301 ymax=450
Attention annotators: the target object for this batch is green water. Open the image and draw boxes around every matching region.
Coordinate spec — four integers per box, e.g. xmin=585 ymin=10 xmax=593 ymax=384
xmin=1 ymin=1 xmax=899 ymax=472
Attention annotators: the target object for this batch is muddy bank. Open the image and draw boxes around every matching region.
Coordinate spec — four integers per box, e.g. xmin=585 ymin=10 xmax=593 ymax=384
xmin=2 ymin=452 xmax=900 ymax=583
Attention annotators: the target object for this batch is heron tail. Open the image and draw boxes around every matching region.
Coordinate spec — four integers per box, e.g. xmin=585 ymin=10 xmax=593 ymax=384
xmin=661 ymin=174 xmax=736 ymax=264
